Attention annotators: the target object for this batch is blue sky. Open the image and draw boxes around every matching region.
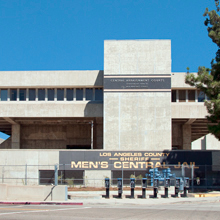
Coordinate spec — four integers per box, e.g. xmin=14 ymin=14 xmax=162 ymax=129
xmin=0 ymin=0 xmax=217 ymax=139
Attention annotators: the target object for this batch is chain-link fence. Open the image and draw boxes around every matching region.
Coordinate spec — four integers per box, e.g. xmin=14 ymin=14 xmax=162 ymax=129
xmin=0 ymin=164 xmax=220 ymax=191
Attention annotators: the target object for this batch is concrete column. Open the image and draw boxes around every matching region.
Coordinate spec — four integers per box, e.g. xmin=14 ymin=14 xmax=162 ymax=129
xmin=182 ymin=124 xmax=191 ymax=150
xmin=176 ymin=90 xmax=179 ymax=102
xmin=186 ymin=90 xmax=188 ymax=102
xmin=12 ymin=124 xmax=20 ymax=149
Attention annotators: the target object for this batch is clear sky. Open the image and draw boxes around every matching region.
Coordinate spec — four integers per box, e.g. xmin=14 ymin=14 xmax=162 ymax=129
xmin=0 ymin=0 xmax=217 ymax=139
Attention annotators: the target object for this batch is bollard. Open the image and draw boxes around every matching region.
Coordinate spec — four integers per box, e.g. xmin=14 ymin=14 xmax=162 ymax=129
xmin=105 ymin=178 xmax=110 ymax=199
xmin=130 ymin=178 xmax=135 ymax=199
xmin=181 ymin=177 xmax=189 ymax=197
xmin=153 ymin=178 xmax=159 ymax=198
xmin=163 ymin=178 xmax=170 ymax=198
xmin=173 ymin=178 xmax=180 ymax=197
xmin=117 ymin=178 xmax=122 ymax=199
xmin=142 ymin=178 xmax=147 ymax=198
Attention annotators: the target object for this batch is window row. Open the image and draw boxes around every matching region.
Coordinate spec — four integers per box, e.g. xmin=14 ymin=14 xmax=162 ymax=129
xmin=171 ymin=90 xmax=208 ymax=102
xmin=0 ymin=88 xmax=103 ymax=101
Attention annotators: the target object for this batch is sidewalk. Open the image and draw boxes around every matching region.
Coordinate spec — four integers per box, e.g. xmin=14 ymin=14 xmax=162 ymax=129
xmin=67 ymin=189 xmax=220 ymax=205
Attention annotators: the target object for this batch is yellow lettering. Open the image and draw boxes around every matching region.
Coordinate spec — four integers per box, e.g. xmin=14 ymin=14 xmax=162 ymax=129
xmin=190 ymin=162 xmax=199 ymax=169
xmin=71 ymin=161 xmax=81 ymax=169
xmin=155 ymin=162 xmax=162 ymax=168
xmin=130 ymin=162 xmax=139 ymax=169
xmin=123 ymin=162 xmax=129 ymax=168
xmin=101 ymin=161 xmax=108 ymax=168
xmin=146 ymin=162 xmax=154 ymax=168
xmin=174 ymin=162 xmax=181 ymax=168
xmin=114 ymin=162 xmax=121 ymax=168
xmin=89 ymin=162 xmax=98 ymax=169
xmin=82 ymin=161 xmax=89 ymax=168
xmin=183 ymin=162 xmax=189 ymax=168
xmin=163 ymin=162 xmax=169 ymax=168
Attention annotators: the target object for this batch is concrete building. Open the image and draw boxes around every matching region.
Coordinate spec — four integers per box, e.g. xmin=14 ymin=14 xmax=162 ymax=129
xmin=0 ymin=40 xmax=219 ymax=185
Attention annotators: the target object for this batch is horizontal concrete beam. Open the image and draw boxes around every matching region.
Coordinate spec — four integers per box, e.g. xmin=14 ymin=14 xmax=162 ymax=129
xmin=172 ymin=103 xmax=208 ymax=118
xmin=0 ymin=102 xmax=103 ymax=117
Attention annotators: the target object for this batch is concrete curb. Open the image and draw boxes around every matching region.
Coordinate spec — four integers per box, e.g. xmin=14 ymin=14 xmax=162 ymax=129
xmin=0 ymin=201 xmax=83 ymax=205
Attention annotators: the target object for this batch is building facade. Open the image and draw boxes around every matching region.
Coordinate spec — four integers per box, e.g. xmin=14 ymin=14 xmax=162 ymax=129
xmin=0 ymin=40 xmax=219 ymax=186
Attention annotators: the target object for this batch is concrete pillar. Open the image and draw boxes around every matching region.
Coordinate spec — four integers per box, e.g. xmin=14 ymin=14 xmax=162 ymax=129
xmin=12 ymin=124 xmax=20 ymax=149
xmin=182 ymin=124 xmax=191 ymax=150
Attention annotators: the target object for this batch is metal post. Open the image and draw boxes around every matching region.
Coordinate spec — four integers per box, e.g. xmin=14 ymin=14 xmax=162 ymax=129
xmin=205 ymin=165 xmax=208 ymax=190
xmin=54 ymin=164 xmax=58 ymax=186
xmin=91 ymin=121 xmax=93 ymax=149
xmin=191 ymin=164 xmax=194 ymax=193
xmin=122 ymin=166 xmax=123 ymax=193
xmin=25 ymin=164 xmax=27 ymax=185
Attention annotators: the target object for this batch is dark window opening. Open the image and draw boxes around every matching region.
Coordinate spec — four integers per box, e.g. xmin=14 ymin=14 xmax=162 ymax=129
xmin=48 ymin=89 xmax=54 ymax=101
xmin=179 ymin=90 xmax=186 ymax=102
xmin=38 ymin=89 xmax=45 ymax=101
xmin=10 ymin=89 xmax=17 ymax=101
xmin=66 ymin=145 xmax=91 ymax=149
xmin=67 ymin=89 xmax=73 ymax=101
xmin=39 ymin=170 xmax=84 ymax=185
xmin=29 ymin=89 xmax=36 ymax=101
xmin=19 ymin=89 xmax=26 ymax=101
xmin=86 ymin=88 xmax=93 ymax=100
xmin=1 ymin=89 xmax=8 ymax=101
xmin=171 ymin=90 xmax=176 ymax=102
xmin=57 ymin=89 xmax=64 ymax=101
xmin=188 ymin=90 xmax=195 ymax=102
xmin=95 ymin=88 xmax=103 ymax=101
xmin=76 ymin=89 xmax=83 ymax=100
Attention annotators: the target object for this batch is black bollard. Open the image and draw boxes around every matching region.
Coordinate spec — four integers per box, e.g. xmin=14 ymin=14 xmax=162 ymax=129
xmin=130 ymin=178 xmax=135 ymax=199
xmin=105 ymin=178 xmax=110 ymax=199
xmin=142 ymin=178 xmax=147 ymax=199
xmin=152 ymin=178 xmax=159 ymax=198
xmin=163 ymin=178 xmax=170 ymax=198
xmin=117 ymin=178 xmax=122 ymax=199
xmin=164 ymin=187 xmax=169 ymax=198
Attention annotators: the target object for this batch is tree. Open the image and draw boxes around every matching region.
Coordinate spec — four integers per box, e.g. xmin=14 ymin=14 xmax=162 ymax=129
xmin=185 ymin=0 xmax=220 ymax=140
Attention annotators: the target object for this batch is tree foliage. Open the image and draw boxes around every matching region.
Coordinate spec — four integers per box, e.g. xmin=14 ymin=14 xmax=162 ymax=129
xmin=185 ymin=0 xmax=220 ymax=140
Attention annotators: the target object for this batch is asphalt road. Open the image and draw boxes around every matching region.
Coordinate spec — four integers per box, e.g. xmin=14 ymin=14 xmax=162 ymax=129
xmin=0 ymin=200 xmax=219 ymax=220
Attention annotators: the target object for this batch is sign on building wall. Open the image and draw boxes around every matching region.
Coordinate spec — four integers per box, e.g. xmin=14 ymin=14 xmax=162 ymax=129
xmin=59 ymin=150 xmax=216 ymax=170
xmin=104 ymin=75 xmax=171 ymax=92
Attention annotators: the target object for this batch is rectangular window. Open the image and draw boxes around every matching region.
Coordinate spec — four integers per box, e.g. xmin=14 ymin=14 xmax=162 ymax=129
xmin=1 ymin=89 xmax=8 ymax=101
xmin=67 ymin=89 xmax=73 ymax=101
xmin=57 ymin=89 xmax=64 ymax=101
xmin=179 ymin=90 xmax=186 ymax=102
xmin=38 ymin=89 xmax=45 ymax=101
xmin=10 ymin=89 xmax=17 ymax=101
xmin=198 ymin=90 xmax=205 ymax=102
xmin=86 ymin=88 xmax=93 ymax=101
xmin=171 ymin=90 xmax=176 ymax=102
xmin=76 ymin=89 xmax=83 ymax=101
xmin=29 ymin=89 xmax=36 ymax=101
xmin=95 ymin=88 xmax=103 ymax=101
xmin=19 ymin=89 xmax=26 ymax=101
xmin=48 ymin=89 xmax=54 ymax=101
xmin=188 ymin=90 xmax=195 ymax=102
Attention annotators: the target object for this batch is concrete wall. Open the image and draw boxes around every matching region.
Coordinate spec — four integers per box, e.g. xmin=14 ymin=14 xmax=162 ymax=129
xmin=0 ymin=120 xmax=103 ymax=150
xmin=0 ymin=150 xmax=59 ymax=185
xmin=84 ymin=170 xmax=111 ymax=187
xmin=104 ymin=40 xmax=172 ymax=151
xmin=171 ymin=72 xmax=197 ymax=88
xmin=0 ymin=102 xmax=103 ymax=117
xmin=0 ymin=184 xmax=67 ymax=201
xmin=192 ymin=134 xmax=220 ymax=150
xmin=172 ymin=103 xmax=207 ymax=118
xmin=0 ymin=70 xmax=103 ymax=88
